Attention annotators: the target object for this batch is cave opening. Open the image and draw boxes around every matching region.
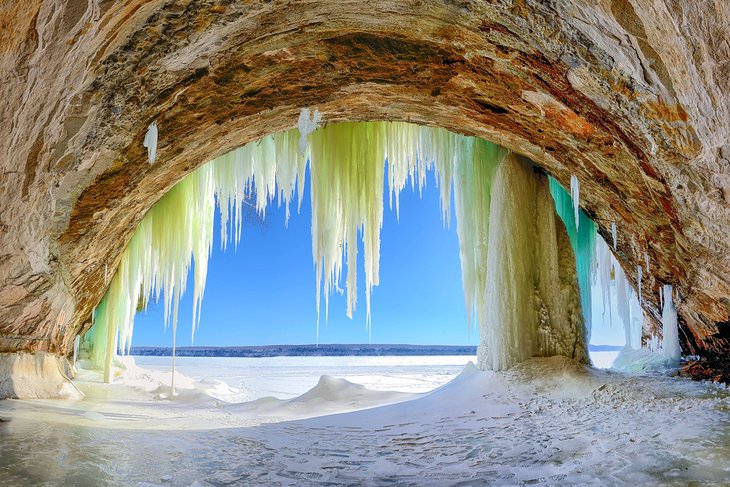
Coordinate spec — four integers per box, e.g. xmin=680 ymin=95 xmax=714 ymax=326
xmin=75 ymin=117 xmax=658 ymax=397
xmin=5 ymin=2 xmax=730 ymax=482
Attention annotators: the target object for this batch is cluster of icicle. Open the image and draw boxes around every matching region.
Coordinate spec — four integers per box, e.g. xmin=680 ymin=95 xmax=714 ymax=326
xmin=551 ymin=181 xmax=683 ymax=361
xmin=86 ymin=116 xmax=509 ymax=381
xmin=550 ymin=179 xmax=643 ymax=350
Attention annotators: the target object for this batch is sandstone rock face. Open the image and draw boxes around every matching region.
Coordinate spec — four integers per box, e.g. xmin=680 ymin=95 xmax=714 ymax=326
xmin=1 ymin=1 xmax=729 ymax=374
xmin=0 ymin=352 xmax=82 ymax=399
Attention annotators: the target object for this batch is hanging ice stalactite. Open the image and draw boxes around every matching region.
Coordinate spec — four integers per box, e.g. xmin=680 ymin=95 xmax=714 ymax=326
xmin=143 ymin=121 xmax=158 ymax=164
xmin=611 ymin=222 xmax=617 ymax=248
xmin=570 ymin=175 xmax=580 ymax=230
xmin=86 ymin=117 xmax=603 ymax=380
xmin=594 ymin=236 xmax=614 ymax=329
xmin=637 ymin=264 xmax=643 ymax=306
xmin=297 ymin=108 xmax=321 ymax=155
xmin=629 ymin=286 xmax=644 ymax=349
xmin=85 ymin=120 xmax=524 ymax=380
xmin=85 ymin=129 xmax=306 ymax=381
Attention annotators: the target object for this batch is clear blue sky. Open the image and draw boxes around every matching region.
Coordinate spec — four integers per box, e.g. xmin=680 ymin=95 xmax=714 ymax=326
xmin=133 ymin=169 xmax=477 ymax=347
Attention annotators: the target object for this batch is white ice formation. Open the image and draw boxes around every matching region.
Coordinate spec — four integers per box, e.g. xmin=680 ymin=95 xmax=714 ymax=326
xmin=479 ymin=155 xmax=587 ymax=370
xmin=661 ymin=285 xmax=681 ymax=361
xmin=297 ymin=108 xmax=321 ymax=155
xmin=611 ymin=222 xmax=617 ymax=248
xmin=143 ymin=121 xmax=158 ymax=164
xmin=637 ymin=265 xmax=643 ymax=306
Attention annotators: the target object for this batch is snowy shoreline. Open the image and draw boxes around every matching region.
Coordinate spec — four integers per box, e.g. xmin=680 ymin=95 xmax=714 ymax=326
xmin=1 ymin=355 xmax=728 ymax=485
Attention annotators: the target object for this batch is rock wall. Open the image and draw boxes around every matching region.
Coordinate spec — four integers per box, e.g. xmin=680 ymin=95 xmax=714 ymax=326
xmin=0 ymin=352 xmax=82 ymax=399
xmin=1 ymin=1 xmax=729 ymax=374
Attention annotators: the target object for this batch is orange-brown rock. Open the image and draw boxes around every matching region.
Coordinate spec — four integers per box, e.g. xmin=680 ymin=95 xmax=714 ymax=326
xmin=1 ymin=1 xmax=729 ymax=386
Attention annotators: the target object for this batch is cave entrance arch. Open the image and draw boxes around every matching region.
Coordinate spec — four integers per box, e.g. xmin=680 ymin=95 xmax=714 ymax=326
xmin=5 ymin=0 xmax=728 ymax=398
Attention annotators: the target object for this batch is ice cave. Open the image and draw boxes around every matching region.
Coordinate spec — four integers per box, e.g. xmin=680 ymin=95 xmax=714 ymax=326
xmin=1 ymin=1 xmax=729 ymax=485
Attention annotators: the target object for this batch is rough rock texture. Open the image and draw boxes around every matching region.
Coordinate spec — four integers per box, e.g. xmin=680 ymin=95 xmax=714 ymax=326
xmin=1 ymin=1 xmax=730 ymax=377
xmin=0 ymin=353 xmax=82 ymax=399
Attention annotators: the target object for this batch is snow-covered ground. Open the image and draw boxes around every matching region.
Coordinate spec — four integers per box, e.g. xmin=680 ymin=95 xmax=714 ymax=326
xmin=0 ymin=355 xmax=728 ymax=486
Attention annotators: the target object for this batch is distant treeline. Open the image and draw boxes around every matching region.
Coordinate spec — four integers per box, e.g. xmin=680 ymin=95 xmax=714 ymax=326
xmin=130 ymin=344 xmax=622 ymax=358
xmin=131 ymin=344 xmax=478 ymax=357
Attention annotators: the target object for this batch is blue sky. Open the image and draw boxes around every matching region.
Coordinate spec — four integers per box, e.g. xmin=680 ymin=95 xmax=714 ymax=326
xmin=133 ymin=169 xmax=477 ymax=347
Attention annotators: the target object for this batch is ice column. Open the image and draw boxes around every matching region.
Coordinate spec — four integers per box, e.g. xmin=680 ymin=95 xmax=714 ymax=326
xmin=662 ymin=285 xmax=681 ymax=361
xmin=479 ymin=155 xmax=587 ymax=371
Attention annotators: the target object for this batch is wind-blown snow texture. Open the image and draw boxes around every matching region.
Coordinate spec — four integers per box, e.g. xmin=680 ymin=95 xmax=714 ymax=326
xmin=2 ymin=357 xmax=727 ymax=485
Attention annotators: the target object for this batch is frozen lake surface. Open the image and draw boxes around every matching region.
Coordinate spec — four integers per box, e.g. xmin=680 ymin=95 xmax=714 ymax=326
xmin=1 ymin=354 xmax=728 ymax=486
xmin=133 ymin=354 xmax=475 ymax=402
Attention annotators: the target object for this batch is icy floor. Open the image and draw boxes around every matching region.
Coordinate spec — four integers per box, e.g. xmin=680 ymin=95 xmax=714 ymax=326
xmin=0 ymin=356 xmax=729 ymax=486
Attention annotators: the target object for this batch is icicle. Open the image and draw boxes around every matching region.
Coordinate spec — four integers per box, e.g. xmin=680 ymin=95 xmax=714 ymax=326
xmin=644 ymin=252 xmax=649 ymax=274
xmin=595 ymin=236 xmax=613 ymax=328
xmin=611 ymin=222 xmax=617 ymax=248
xmin=570 ymin=175 xmax=580 ymax=230
xmin=637 ymin=265 xmax=643 ymax=306
xmin=143 ymin=121 xmax=158 ymax=164
xmin=659 ymin=287 xmax=664 ymax=309
xmin=615 ymin=263 xmax=630 ymax=342
xmin=627 ymin=287 xmax=644 ymax=349
xmin=662 ymin=285 xmax=681 ymax=361
xmin=297 ymin=108 xmax=321 ymax=154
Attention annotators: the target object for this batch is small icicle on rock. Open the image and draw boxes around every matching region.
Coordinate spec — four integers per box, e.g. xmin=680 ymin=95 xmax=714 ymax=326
xmin=297 ymin=108 xmax=322 ymax=154
xmin=143 ymin=121 xmax=158 ymax=164
xmin=611 ymin=222 xmax=617 ymax=248
xmin=570 ymin=175 xmax=580 ymax=230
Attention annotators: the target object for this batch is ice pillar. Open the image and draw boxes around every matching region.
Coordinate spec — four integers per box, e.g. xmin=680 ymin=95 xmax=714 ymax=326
xmin=478 ymin=155 xmax=587 ymax=371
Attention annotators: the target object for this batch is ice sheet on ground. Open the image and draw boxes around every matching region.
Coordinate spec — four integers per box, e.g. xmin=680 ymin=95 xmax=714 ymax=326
xmin=1 ymin=356 xmax=728 ymax=486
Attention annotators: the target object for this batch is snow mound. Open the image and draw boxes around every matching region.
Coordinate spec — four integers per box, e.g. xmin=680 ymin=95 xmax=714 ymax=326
xmin=229 ymin=375 xmax=413 ymax=419
xmin=294 ymin=375 xmax=373 ymax=403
